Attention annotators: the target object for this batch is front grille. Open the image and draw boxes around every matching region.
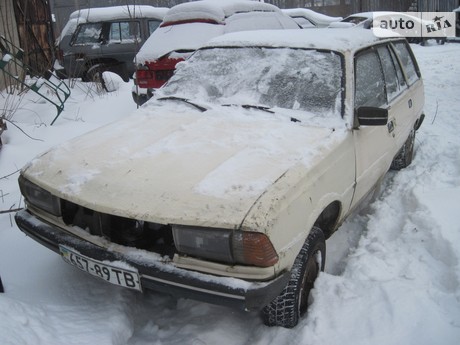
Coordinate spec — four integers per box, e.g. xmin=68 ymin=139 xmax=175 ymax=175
xmin=60 ymin=199 xmax=176 ymax=258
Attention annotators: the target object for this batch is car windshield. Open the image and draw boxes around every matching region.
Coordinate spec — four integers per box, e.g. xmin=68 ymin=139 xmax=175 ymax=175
xmin=158 ymin=47 xmax=343 ymax=118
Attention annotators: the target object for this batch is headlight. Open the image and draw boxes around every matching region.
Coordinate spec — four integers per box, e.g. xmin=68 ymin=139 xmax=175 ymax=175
xmin=172 ymin=225 xmax=278 ymax=267
xmin=18 ymin=175 xmax=61 ymax=216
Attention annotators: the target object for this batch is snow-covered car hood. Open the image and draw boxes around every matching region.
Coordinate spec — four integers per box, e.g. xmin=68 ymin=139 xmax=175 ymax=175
xmin=22 ymin=106 xmax=345 ymax=228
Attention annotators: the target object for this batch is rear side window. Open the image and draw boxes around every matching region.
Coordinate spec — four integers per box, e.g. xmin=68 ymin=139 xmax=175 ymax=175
xmin=377 ymin=45 xmax=407 ymax=102
xmin=355 ymin=50 xmax=386 ymax=108
xmin=392 ymin=41 xmax=419 ymax=85
xmin=109 ymin=21 xmax=141 ymax=43
xmin=388 ymin=46 xmax=407 ymax=92
xmin=149 ymin=20 xmax=161 ymax=35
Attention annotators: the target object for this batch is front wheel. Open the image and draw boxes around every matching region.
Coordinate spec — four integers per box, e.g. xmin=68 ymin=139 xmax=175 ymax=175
xmin=262 ymin=226 xmax=325 ymax=328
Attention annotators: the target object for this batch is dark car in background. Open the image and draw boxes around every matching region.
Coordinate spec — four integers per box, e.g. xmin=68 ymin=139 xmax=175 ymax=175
xmin=56 ymin=5 xmax=167 ymax=82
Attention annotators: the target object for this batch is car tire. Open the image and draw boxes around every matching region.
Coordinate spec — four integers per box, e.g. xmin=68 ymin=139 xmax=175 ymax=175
xmin=132 ymin=92 xmax=149 ymax=106
xmin=262 ymin=226 xmax=325 ymax=328
xmin=390 ymin=129 xmax=415 ymax=170
xmin=86 ymin=64 xmax=108 ymax=91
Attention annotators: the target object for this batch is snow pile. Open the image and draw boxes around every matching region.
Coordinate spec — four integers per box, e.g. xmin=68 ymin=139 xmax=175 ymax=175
xmin=0 ymin=42 xmax=459 ymax=344
xmin=102 ymin=71 xmax=125 ymax=92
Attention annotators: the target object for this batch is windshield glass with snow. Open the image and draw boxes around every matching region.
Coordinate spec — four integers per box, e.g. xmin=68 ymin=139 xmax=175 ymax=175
xmin=159 ymin=47 xmax=343 ymax=117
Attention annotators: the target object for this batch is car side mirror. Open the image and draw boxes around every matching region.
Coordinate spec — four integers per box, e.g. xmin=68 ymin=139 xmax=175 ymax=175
xmin=356 ymin=106 xmax=388 ymax=126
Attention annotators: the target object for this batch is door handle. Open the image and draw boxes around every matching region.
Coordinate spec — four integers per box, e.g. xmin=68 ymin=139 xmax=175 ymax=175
xmin=408 ymin=99 xmax=413 ymax=108
xmin=387 ymin=120 xmax=395 ymax=133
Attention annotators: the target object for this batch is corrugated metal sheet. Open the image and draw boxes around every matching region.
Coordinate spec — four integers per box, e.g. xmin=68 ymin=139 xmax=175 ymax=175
xmin=0 ymin=0 xmax=21 ymax=91
xmin=13 ymin=0 xmax=55 ymax=74
xmin=350 ymin=0 xmax=414 ymax=12
xmin=415 ymin=0 xmax=459 ymax=12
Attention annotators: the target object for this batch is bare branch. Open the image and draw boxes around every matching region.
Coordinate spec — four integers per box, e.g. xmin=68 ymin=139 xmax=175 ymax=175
xmin=0 ymin=207 xmax=23 ymax=214
xmin=2 ymin=118 xmax=43 ymax=141
xmin=431 ymin=99 xmax=439 ymax=125
xmin=0 ymin=169 xmax=20 ymax=180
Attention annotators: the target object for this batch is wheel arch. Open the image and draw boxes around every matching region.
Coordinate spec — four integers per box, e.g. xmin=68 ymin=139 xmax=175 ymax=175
xmin=313 ymin=200 xmax=342 ymax=239
xmin=84 ymin=58 xmax=130 ymax=81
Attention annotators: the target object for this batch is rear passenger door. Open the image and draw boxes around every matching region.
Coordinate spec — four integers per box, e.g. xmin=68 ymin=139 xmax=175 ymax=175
xmin=352 ymin=40 xmax=423 ymax=207
xmin=389 ymin=41 xmax=424 ymax=150
xmin=352 ymin=45 xmax=397 ymax=205
xmin=99 ymin=20 xmax=142 ymax=66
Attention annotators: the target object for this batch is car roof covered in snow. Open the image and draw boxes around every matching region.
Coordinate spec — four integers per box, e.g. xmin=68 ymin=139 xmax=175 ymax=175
xmin=203 ymin=28 xmax=387 ymax=53
xmin=69 ymin=5 xmax=168 ymax=22
xmin=135 ymin=1 xmax=298 ymax=62
xmin=57 ymin=5 xmax=168 ymax=43
xmin=162 ymin=0 xmax=282 ymax=24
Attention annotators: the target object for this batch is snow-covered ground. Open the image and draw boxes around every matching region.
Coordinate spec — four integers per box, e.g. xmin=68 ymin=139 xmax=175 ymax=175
xmin=0 ymin=41 xmax=459 ymax=344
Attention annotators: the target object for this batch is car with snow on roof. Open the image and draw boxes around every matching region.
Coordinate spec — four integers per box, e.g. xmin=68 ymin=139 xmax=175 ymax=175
xmin=16 ymin=28 xmax=424 ymax=328
xmin=132 ymin=0 xmax=300 ymax=105
xmin=282 ymin=8 xmax=342 ymax=28
xmin=56 ymin=5 xmax=168 ymax=83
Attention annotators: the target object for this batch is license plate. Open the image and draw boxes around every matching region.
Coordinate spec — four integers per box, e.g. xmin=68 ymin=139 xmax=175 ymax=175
xmin=59 ymin=245 xmax=142 ymax=292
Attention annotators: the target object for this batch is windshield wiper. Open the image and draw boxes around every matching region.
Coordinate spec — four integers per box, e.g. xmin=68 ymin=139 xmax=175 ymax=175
xmin=222 ymin=103 xmax=274 ymax=113
xmin=222 ymin=103 xmax=300 ymax=122
xmin=157 ymin=96 xmax=207 ymax=112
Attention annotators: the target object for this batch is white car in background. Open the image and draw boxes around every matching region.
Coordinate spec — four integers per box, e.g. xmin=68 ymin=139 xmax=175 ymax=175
xmin=132 ymin=0 xmax=300 ymax=105
xmin=329 ymin=11 xmax=440 ymax=44
xmin=16 ymin=28 xmax=424 ymax=328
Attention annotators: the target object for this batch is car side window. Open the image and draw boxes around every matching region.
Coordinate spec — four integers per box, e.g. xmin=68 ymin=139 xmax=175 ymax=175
xmin=109 ymin=21 xmax=141 ymax=43
xmin=73 ymin=23 xmax=103 ymax=45
xmin=355 ymin=49 xmax=386 ymax=108
xmin=387 ymin=46 xmax=407 ymax=92
xmin=392 ymin=42 xmax=419 ymax=85
xmin=148 ymin=20 xmax=162 ymax=35
xmin=377 ymin=45 xmax=406 ymax=102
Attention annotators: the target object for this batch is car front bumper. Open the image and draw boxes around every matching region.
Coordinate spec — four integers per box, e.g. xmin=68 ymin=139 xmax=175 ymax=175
xmin=15 ymin=209 xmax=289 ymax=311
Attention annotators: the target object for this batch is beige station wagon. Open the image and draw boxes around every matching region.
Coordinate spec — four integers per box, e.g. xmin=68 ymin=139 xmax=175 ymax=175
xmin=16 ymin=28 xmax=424 ymax=328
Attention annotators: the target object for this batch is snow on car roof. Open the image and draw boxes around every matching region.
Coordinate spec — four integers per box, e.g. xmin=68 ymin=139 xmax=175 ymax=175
xmin=136 ymin=23 xmax=225 ymax=63
xmin=162 ymin=0 xmax=281 ymax=24
xmin=203 ymin=28 xmax=385 ymax=53
xmin=57 ymin=5 xmax=168 ymax=43
xmin=282 ymin=8 xmax=342 ymax=25
xmin=135 ymin=2 xmax=298 ymax=63
xmin=69 ymin=5 xmax=168 ymax=22
xmin=343 ymin=11 xmax=374 ymax=19
xmin=342 ymin=11 xmax=433 ymax=22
